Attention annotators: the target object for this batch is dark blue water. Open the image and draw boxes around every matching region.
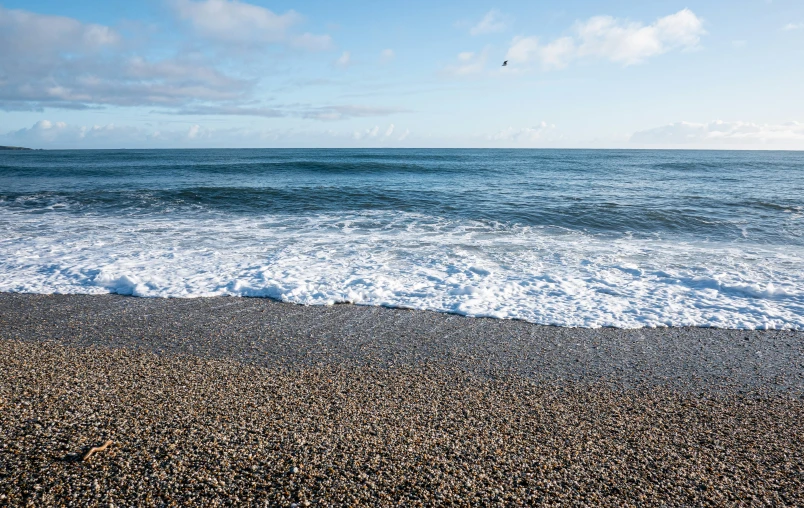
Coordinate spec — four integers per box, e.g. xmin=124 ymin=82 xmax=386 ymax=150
xmin=1 ymin=149 xmax=802 ymax=328
xmin=2 ymin=149 xmax=802 ymax=243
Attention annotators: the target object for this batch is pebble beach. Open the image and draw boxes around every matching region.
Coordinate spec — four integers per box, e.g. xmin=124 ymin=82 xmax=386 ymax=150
xmin=1 ymin=293 xmax=803 ymax=506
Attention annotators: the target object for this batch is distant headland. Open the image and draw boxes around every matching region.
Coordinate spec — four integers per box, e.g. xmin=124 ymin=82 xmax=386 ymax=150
xmin=0 ymin=145 xmax=34 ymax=150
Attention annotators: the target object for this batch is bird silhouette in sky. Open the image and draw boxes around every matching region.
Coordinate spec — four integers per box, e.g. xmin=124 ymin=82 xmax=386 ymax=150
xmin=502 ymin=60 xmax=508 ymax=67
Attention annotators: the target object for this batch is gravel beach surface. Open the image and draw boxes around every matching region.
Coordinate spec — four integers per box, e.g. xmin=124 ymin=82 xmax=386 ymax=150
xmin=1 ymin=293 xmax=803 ymax=506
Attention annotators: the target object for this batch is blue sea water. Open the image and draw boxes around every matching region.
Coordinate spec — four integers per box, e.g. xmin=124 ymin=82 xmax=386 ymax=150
xmin=1 ymin=148 xmax=802 ymax=329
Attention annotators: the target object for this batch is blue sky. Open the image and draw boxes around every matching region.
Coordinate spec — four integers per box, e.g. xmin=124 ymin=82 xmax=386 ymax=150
xmin=1 ymin=0 xmax=803 ymax=148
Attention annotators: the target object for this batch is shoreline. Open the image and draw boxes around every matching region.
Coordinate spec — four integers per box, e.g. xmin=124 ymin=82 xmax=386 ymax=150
xmin=2 ymin=292 xmax=803 ymax=505
xmin=3 ymin=290 xmax=803 ymax=332
xmin=1 ymin=292 xmax=802 ymax=394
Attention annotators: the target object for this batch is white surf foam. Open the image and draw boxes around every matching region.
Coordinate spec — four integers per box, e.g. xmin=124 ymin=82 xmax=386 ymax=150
xmin=1 ymin=210 xmax=802 ymax=329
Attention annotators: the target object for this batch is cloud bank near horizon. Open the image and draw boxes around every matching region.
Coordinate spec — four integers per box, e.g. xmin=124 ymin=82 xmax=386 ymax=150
xmin=630 ymin=121 xmax=804 ymax=149
xmin=9 ymin=118 xmax=803 ymax=150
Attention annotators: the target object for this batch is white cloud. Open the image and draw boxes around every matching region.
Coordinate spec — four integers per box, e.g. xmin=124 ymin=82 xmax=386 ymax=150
xmin=336 ymin=51 xmax=351 ymax=67
xmin=380 ymin=48 xmax=395 ymax=63
xmin=0 ymin=6 xmax=120 ymax=55
xmin=352 ymin=124 xmax=400 ymax=142
xmin=173 ymin=103 xmax=404 ymax=121
xmin=470 ymin=9 xmax=509 ymax=36
xmin=4 ymin=120 xmax=162 ymax=147
xmin=631 ymin=120 xmax=804 ymax=148
xmin=782 ymin=23 xmax=803 ymax=31
xmin=0 ymin=5 xmax=360 ymax=116
xmin=187 ymin=124 xmax=201 ymax=139
xmin=398 ymin=129 xmax=410 ymax=141
xmin=352 ymin=125 xmax=381 ymax=140
xmin=299 ymin=105 xmax=404 ymax=121
xmin=488 ymin=122 xmax=556 ymax=143
xmin=3 ymin=119 xmax=263 ymax=147
xmin=506 ymin=9 xmax=705 ymax=69
xmin=2 ymin=120 xmax=414 ymax=148
xmin=507 ymin=36 xmax=575 ymax=70
xmin=291 ymin=32 xmax=333 ymax=51
xmin=0 ymin=6 xmax=252 ymax=111
xmin=172 ymin=0 xmax=331 ymax=49
xmin=445 ymin=48 xmax=490 ymax=76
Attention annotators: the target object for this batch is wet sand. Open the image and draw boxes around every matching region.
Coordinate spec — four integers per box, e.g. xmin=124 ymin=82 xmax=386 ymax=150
xmin=1 ymin=293 xmax=803 ymax=506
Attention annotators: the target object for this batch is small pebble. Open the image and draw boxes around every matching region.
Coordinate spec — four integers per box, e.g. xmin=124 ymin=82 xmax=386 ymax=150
xmin=0 ymin=294 xmax=802 ymax=506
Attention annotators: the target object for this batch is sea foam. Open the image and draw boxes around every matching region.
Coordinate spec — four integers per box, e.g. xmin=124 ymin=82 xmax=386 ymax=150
xmin=1 ymin=209 xmax=801 ymax=329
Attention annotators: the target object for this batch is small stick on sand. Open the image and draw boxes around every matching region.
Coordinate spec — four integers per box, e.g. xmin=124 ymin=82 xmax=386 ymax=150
xmin=82 ymin=440 xmax=113 ymax=461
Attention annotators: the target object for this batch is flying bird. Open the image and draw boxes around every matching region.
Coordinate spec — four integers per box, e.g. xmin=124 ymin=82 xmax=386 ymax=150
xmin=502 ymin=60 xmax=508 ymax=67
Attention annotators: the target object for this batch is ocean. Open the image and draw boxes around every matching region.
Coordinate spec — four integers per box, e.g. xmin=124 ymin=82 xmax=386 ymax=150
xmin=1 ymin=148 xmax=802 ymax=329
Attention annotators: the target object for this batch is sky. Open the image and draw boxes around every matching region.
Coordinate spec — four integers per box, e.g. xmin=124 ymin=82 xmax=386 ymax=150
xmin=1 ymin=0 xmax=803 ymax=149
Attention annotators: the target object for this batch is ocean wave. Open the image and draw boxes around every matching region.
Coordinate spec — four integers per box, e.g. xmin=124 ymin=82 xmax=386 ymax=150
xmin=0 ymin=210 xmax=802 ymax=330
xmin=2 ymin=148 xmax=803 ymax=329
xmin=2 ymin=187 xmax=797 ymax=244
